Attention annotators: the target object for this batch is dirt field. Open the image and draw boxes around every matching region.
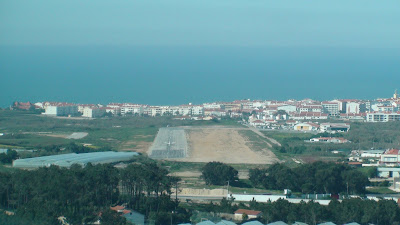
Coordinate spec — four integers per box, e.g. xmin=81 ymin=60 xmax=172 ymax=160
xmin=172 ymin=127 xmax=279 ymax=164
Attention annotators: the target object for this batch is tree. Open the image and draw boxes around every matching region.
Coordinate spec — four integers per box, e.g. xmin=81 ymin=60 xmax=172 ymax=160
xmin=249 ymin=168 xmax=267 ymax=187
xmin=101 ymin=209 xmax=127 ymax=225
xmin=201 ymin=162 xmax=238 ymax=185
xmin=242 ymin=213 xmax=248 ymax=221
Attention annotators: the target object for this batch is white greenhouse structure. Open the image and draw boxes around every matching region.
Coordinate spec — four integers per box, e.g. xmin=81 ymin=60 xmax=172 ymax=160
xmin=13 ymin=151 xmax=139 ymax=168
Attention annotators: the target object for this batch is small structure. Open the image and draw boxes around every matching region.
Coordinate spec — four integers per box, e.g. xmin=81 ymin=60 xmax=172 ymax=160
xmin=319 ymin=123 xmax=350 ymax=133
xmin=293 ymin=122 xmax=319 ymax=131
xmin=110 ymin=205 xmax=145 ymax=225
xmin=234 ymin=209 xmax=262 ymax=221
xmin=377 ymin=167 xmax=400 ymax=178
xmin=309 ymin=137 xmax=350 ymax=144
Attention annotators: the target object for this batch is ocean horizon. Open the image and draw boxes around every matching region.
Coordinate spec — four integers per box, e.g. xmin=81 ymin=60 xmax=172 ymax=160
xmin=1 ymin=46 xmax=400 ymax=108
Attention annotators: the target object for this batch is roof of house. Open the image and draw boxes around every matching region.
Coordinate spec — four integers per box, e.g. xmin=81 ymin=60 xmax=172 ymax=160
xmin=110 ymin=205 xmax=125 ymax=211
xmin=234 ymin=209 xmax=262 ymax=216
xmin=384 ymin=149 xmax=400 ymax=155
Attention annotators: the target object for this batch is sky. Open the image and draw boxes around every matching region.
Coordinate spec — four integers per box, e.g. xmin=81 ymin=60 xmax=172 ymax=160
xmin=1 ymin=0 xmax=400 ymax=48
xmin=1 ymin=1 xmax=400 ymax=107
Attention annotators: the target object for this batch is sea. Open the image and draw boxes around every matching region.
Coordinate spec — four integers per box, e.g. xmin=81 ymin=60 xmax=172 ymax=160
xmin=1 ymin=46 xmax=399 ymax=107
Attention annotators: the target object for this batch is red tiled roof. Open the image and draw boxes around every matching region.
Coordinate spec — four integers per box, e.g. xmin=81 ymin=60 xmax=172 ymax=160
xmin=122 ymin=210 xmax=131 ymax=215
xmin=110 ymin=205 xmax=125 ymax=211
xmin=384 ymin=149 xmax=400 ymax=155
xmin=234 ymin=209 xmax=262 ymax=216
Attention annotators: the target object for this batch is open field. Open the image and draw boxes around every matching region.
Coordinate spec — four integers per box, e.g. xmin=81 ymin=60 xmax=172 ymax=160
xmin=0 ymin=110 xmax=241 ymax=151
xmin=168 ymin=127 xmax=279 ymax=164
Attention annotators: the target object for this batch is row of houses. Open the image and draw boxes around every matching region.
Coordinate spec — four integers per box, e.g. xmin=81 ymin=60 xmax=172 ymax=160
xmin=13 ymin=90 xmax=400 ymax=121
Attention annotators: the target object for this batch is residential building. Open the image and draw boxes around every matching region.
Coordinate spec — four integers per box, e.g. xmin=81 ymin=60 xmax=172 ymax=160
xmin=234 ymin=209 xmax=262 ymax=221
xmin=378 ymin=167 xmax=400 ymax=178
xmin=322 ymin=101 xmax=340 ymax=116
xmin=366 ymin=112 xmax=400 ymax=122
xmin=82 ymin=107 xmax=106 ymax=118
xmin=43 ymin=103 xmax=78 ymax=116
xmin=380 ymin=149 xmax=400 ymax=166
xmin=319 ymin=123 xmax=350 ymax=133
xmin=12 ymin=101 xmax=34 ymax=110
xmin=289 ymin=112 xmax=329 ymax=120
xmin=277 ymin=105 xmax=297 ymax=113
xmin=346 ymin=102 xmax=362 ymax=114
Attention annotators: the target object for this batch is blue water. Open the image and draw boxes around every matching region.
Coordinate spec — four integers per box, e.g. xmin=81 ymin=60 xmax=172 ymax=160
xmin=1 ymin=46 xmax=399 ymax=107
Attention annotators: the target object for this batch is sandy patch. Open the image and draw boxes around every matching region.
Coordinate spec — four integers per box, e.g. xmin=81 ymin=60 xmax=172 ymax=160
xmin=172 ymin=128 xmax=278 ymax=164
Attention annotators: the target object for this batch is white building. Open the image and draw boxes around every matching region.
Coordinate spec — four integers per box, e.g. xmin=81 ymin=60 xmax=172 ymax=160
xmin=82 ymin=107 xmax=106 ymax=118
xmin=120 ymin=104 xmax=144 ymax=115
xmin=378 ymin=167 xmax=400 ymax=178
xmin=43 ymin=104 xmax=78 ymax=116
xmin=277 ymin=105 xmax=297 ymax=113
xmin=360 ymin=150 xmax=385 ymax=158
xmin=322 ymin=101 xmax=340 ymax=116
xmin=191 ymin=106 xmax=204 ymax=115
xmin=309 ymin=137 xmax=350 ymax=143
xmin=380 ymin=149 xmax=400 ymax=166
xmin=367 ymin=112 xmax=400 ymax=122
xmin=293 ymin=122 xmax=319 ymax=131
xmin=346 ymin=102 xmax=361 ymax=114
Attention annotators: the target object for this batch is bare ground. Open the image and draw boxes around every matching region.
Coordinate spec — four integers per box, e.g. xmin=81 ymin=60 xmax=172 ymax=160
xmin=120 ymin=141 xmax=152 ymax=154
xmin=171 ymin=128 xmax=279 ymax=164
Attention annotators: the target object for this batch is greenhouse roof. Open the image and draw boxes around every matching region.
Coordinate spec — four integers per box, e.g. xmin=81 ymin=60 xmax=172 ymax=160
xmin=13 ymin=151 xmax=139 ymax=168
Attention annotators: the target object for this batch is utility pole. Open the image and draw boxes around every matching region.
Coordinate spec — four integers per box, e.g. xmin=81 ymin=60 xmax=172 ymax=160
xmin=227 ymin=180 xmax=230 ymax=195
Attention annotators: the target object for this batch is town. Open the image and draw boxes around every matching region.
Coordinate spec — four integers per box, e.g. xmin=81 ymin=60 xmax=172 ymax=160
xmin=11 ymin=90 xmax=400 ymax=124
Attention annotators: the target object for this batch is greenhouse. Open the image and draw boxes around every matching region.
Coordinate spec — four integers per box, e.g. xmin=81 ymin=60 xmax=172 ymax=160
xmin=13 ymin=151 xmax=139 ymax=168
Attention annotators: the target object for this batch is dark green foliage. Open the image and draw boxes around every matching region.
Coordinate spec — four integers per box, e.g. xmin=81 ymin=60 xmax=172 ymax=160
xmin=0 ymin=160 xmax=188 ymax=225
xmin=201 ymin=161 xmax=239 ymax=185
xmin=101 ymin=209 xmax=127 ymax=225
xmin=0 ymin=149 xmax=19 ymax=164
xmin=203 ymin=198 xmax=400 ymax=225
xmin=249 ymin=162 xmax=369 ymax=194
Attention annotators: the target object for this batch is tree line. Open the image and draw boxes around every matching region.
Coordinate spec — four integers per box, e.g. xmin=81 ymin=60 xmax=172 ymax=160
xmin=249 ymin=162 xmax=369 ymax=195
xmin=0 ymin=159 xmax=189 ymax=225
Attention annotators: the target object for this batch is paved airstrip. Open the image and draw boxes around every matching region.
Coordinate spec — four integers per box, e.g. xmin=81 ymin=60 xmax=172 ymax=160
xmin=149 ymin=127 xmax=188 ymax=159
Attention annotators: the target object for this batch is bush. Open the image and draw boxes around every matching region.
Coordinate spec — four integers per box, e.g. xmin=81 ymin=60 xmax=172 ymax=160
xmin=201 ymin=161 xmax=238 ymax=185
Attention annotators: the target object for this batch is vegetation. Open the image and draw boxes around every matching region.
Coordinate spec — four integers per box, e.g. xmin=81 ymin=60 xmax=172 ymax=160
xmin=201 ymin=162 xmax=239 ymax=186
xmin=263 ymin=121 xmax=400 ymax=157
xmin=197 ymin=197 xmax=400 ymax=225
xmin=0 ymin=160 xmax=189 ymax=225
xmin=249 ymin=162 xmax=369 ymax=195
xmin=0 ymin=149 xmax=18 ymax=164
xmin=0 ymin=110 xmax=241 ymax=150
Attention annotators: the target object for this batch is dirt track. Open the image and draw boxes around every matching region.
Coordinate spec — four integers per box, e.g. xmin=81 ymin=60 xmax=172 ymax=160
xmin=172 ymin=127 xmax=279 ymax=164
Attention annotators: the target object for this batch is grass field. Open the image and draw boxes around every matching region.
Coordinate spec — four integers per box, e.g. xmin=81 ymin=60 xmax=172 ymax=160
xmin=0 ymin=110 xmax=242 ymax=151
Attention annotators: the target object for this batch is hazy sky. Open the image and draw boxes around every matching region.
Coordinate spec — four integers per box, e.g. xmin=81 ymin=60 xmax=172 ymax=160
xmin=1 ymin=0 xmax=400 ymax=47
